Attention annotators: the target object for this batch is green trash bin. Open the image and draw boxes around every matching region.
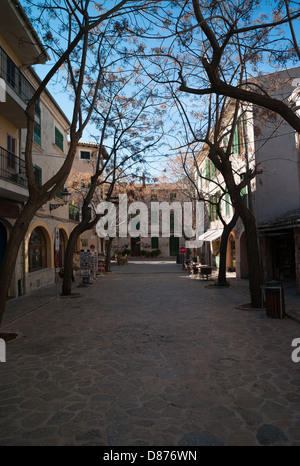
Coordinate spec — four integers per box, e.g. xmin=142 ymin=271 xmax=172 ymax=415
xmin=264 ymin=281 xmax=285 ymax=318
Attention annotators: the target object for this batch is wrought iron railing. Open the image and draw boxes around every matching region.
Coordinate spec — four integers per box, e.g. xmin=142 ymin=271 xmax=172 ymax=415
xmin=0 ymin=147 xmax=42 ymax=190
xmin=0 ymin=45 xmax=36 ymax=104
xmin=0 ymin=146 xmax=28 ymax=187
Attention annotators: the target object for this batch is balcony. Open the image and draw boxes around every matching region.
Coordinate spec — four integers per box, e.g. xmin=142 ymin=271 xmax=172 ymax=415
xmin=0 ymin=146 xmax=28 ymax=201
xmin=0 ymin=46 xmax=39 ymax=128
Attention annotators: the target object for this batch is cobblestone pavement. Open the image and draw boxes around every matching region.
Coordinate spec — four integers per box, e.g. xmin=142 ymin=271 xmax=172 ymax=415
xmin=0 ymin=259 xmax=300 ymax=446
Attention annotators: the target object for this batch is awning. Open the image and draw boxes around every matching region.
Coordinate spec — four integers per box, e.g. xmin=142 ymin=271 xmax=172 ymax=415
xmin=198 ymin=229 xmax=223 ymax=242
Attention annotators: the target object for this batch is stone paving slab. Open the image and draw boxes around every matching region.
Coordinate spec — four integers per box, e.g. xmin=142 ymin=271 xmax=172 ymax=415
xmin=0 ymin=261 xmax=300 ymax=446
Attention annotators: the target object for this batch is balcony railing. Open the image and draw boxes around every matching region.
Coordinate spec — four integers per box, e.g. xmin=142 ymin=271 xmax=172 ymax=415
xmin=0 ymin=146 xmax=28 ymax=188
xmin=0 ymin=45 xmax=37 ymax=105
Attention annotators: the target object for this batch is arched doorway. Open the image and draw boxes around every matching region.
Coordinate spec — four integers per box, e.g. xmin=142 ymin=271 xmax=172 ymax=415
xmin=54 ymin=229 xmax=68 ymax=268
xmin=0 ymin=222 xmax=7 ymax=269
xmin=29 ymin=227 xmax=47 ymax=272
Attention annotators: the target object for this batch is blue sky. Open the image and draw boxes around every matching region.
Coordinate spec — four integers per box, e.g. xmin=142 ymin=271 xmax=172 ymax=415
xmin=23 ymin=0 xmax=300 ymax=174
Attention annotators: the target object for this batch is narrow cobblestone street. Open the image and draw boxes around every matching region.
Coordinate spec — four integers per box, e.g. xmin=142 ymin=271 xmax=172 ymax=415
xmin=0 ymin=259 xmax=300 ymax=446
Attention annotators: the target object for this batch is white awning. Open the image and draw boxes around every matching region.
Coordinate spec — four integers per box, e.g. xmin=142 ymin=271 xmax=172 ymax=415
xmin=198 ymin=229 xmax=223 ymax=242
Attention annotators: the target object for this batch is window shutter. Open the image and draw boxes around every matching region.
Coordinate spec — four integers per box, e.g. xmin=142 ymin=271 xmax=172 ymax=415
xmin=232 ymin=124 xmax=239 ymax=156
xmin=34 ymin=165 xmax=42 ymax=187
xmin=55 ymin=127 xmax=64 ymax=151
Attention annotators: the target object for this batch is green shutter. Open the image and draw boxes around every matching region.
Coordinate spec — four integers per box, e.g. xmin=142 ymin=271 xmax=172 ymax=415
xmin=206 ymin=159 xmax=210 ymax=180
xmin=55 ymin=127 xmax=64 ymax=151
xmin=34 ymin=123 xmax=41 ymax=146
xmin=34 ymin=165 xmax=42 ymax=187
xmin=239 ymin=119 xmax=244 ymax=152
xmin=225 ymin=192 xmax=230 ymax=217
xmin=232 ymin=124 xmax=239 ymax=156
xmin=211 ymin=162 xmax=216 ymax=179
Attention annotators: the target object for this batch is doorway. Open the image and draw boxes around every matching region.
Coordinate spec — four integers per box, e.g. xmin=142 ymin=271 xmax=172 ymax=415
xmin=169 ymin=236 xmax=179 ymax=256
xmin=131 ymin=237 xmax=141 ymax=256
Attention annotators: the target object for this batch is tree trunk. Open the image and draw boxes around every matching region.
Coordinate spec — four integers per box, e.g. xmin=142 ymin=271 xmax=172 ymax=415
xmin=0 ymin=201 xmax=37 ymax=327
xmin=240 ymin=211 xmax=263 ymax=308
xmin=221 ymin=163 xmax=263 ymax=308
xmin=62 ymin=222 xmax=89 ymax=296
xmin=217 ymin=227 xmax=231 ymax=286
xmin=217 ymin=212 xmax=239 ymax=286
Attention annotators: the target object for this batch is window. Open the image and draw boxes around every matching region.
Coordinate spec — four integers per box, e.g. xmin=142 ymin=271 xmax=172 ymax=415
xmin=80 ymin=151 xmax=91 ymax=160
xmin=29 ymin=228 xmax=47 ymax=272
xmin=170 ymin=193 xmax=177 ymax=201
xmin=225 ymin=192 xmax=231 ymax=217
xmin=209 ymin=193 xmax=220 ymax=222
xmin=34 ymin=165 xmax=42 ymax=187
xmin=34 ymin=102 xmax=41 ymax=146
xmin=206 ymin=159 xmax=210 ymax=180
xmin=232 ymin=119 xmax=244 ymax=157
xmin=151 ymin=237 xmax=159 ymax=249
xmin=232 ymin=124 xmax=239 ymax=156
xmin=151 ymin=194 xmax=157 ymax=201
xmin=34 ymin=123 xmax=41 ymax=146
xmin=55 ymin=127 xmax=64 ymax=152
xmin=7 ymin=134 xmax=16 ymax=169
xmin=211 ymin=162 xmax=216 ymax=179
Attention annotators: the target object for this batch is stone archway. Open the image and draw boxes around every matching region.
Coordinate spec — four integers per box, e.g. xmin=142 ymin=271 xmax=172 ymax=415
xmin=26 ymin=222 xmax=52 ymax=272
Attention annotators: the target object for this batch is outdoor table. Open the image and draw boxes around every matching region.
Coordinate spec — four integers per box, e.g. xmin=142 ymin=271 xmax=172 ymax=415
xmin=199 ymin=265 xmax=212 ymax=280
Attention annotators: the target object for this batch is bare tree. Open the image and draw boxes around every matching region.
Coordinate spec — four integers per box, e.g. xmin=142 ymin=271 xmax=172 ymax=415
xmin=0 ymin=0 xmax=161 ymax=326
xmin=62 ymin=68 xmax=165 ymax=294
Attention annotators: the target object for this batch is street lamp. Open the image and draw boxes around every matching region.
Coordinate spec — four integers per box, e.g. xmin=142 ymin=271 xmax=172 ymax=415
xmin=49 ymin=188 xmax=71 ymax=211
